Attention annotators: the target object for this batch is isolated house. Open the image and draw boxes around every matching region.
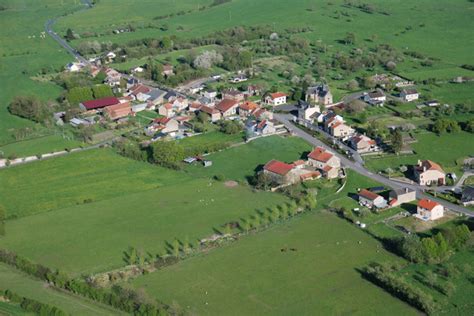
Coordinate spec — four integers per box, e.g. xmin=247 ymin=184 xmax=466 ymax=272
xmin=216 ymin=99 xmax=239 ymax=117
xmin=416 ymin=199 xmax=444 ymax=221
xmin=364 ymin=90 xmax=386 ymax=105
xmin=349 ymin=134 xmax=377 ymax=153
xmin=307 ymin=147 xmax=341 ymax=179
xmin=388 ymin=188 xmax=416 ymax=207
xmin=358 ymin=189 xmax=388 ymax=210
xmin=306 ymin=84 xmax=333 ymax=105
xmin=414 ymin=160 xmax=446 ymax=186
xmin=79 ymin=96 xmax=121 ymax=111
xmin=400 ymin=89 xmax=419 ymax=102
xmin=264 ymin=92 xmax=287 ymax=106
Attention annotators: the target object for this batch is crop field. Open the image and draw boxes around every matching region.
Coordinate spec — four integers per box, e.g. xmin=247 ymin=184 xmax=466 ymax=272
xmin=0 ymin=0 xmax=80 ymax=149
xmin=364 ymin=130 xmax=474 ymax=174
xmin=184 ymin=136 xmax=312 ymax=181
xmin=0 ymin=263 xmax=120 ymax=315
xmin=128 ymin=212 xmax=416 ymax=315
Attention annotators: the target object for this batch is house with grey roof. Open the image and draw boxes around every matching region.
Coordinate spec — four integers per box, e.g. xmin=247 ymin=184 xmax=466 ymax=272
xmin=305 ymin=84 xmax=333 ymax=105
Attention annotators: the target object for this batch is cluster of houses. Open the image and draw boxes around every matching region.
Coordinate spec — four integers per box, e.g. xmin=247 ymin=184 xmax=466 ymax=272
xmin=262 ymin=146 xmax=342 ymax=187
xmin=358 ymin=186 xmax=444 ymax=221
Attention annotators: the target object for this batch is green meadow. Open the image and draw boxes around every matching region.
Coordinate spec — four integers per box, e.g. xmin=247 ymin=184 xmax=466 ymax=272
xmin=0 ymin=263 xmax=121 ymax=315
xmin=0 ymin=0 xmax=81 ymax=150
xmin=128 ymin=212 xmax=416 ymax=315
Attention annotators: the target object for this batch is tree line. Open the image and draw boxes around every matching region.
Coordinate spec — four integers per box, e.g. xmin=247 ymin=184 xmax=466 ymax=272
xmin=2 ymin=289 xmax=66 ymax=316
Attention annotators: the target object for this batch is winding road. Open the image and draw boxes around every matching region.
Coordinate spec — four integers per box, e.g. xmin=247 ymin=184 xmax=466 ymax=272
xmin=274 ymin=113 xmax=474 ymax=217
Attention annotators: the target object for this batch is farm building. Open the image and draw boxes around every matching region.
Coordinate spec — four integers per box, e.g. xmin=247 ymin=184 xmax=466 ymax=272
xmin=358 ymin=189 xmax=388 ymax=210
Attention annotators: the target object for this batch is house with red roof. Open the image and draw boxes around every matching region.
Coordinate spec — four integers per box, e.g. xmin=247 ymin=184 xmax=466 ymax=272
xmin=329 ymin=121 xmax=354 ymax=140
xmin=200 ymin=105 xmax=222 ymax=122
xmin=79 ymin=96 xmax=121 ymax=111
xmin=414 ymin=160 xmax=446 ymax=186
xmin=222 ymin=89 xmax=245 ymax=102
xmin=216 ymin=99 xmax=239 ymax=117
xmin=307 ymin=147 xmax=341 ymax=179
xmin=358 ymin=189 xmax=387 ymax=210
xmin=349 ymin=134 xmax=378 ymax=153
xmin=238 ymin=101 xmax=259 ymax=117
xmin=416 ymin=199 xmax=444 ymax=221
xmin=263 ymin=159 xmax=320 ymax=186
xmin=103 ymin=102 xmax=132 ymax=121
xmin=146 ymin=117 xmax=179 ymax=136
xmin=264 ymin=92 xmax=287 ymax=106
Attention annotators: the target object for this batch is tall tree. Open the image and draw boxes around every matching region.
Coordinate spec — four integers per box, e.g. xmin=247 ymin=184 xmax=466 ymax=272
xmin=390 ymin=128 xmax=403 ymax=154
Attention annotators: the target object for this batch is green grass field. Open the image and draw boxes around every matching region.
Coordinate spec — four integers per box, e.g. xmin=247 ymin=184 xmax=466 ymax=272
xmin=128 ymin=212 xmax=416 ymax=315
xmin=0 ymin=135 xmax=82 ymax=158
xmin=184 ymin=136 xmax=312 ymax=181
xmin=0 ymin=263 xmax=121 ymax=315
xmin=0 ymin=149 xmax=183 ymax=218
xmin=0 ymin=0 xmax=81 ymax=150
xmin=365 ymin=130 xmax=474 ymax=174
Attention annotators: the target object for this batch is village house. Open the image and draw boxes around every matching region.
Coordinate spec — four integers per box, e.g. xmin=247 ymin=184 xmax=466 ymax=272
xmin=79 ymin=96 xmax=121 ymax=112
xmin=221 ymin=89 xmax=245 ymax=102
xmin=253 ymin=108 xmax=273 ymax=121
xmin=461 ymin=186 xmax=474 ymax=206
xmin=104 ymin=68 xmax=121 ymax=87
xmin=297 ymin=100 xmax=320 ymax=122
xmin=328 ymin=121 xmax=354 ymax=140
xmin=147 ymin=117 xmax=179 ymax=135
xmin=414 ymin=160 xmax=446 ymax=186
xmin=158 ymin=103 xmax=175 ymax=118
xmin=103 ymin=102 xmax=132 ymax=121
xmin=416 ymin=199 xmax=444 ymax=221
xmin=307 ymin=147 xmax=341 ymax=179
xmin=247 ymin=84 xmax=263 ymax=96
xmin=131 ymin=103 xmax=147 ymax=113
xmin=239 ymin=101 xmax=259 ymax=117
xmin=264 ymin=92 xmax=287 ymax=106
xmin=203 ymin=90 xmax=218 ymax=101
xmin=263 ymin=160 xmax=321 ymax=186
xmin=388 ymin=188 xmax=416 ymax=207
xmin=66 ymin=62 xmax=84 ymax=72
xmin=229 ymin=74 xmax=247 ymax=83
xmin=400 ymin=88 xmax=419 ymax=102
xmin=128 ymin=84 xmax=152 ymax=101
xmin=323 ymin=112 xmax=344 ymax=130
xmin=200 ymin=105 xmax=222 ymax=122
xmin=349 ymin=134 xmax=378 ymax=153
xmin=162 ymin=64 xmax=174 ymax=77
xmin=305 ymin=84 xmax=333 ymax=105
xmin=188 ymin=102 xmax=203 ymax=114
xmin=364 ymin=90 xmax=386 ymax=106
xmin=358 ymin=189 xmax=388 ymax=210
xmin=146 ymin=89 xmax=167 ymax=109
xmin=215 ymin=99 xmax=239 ymax=117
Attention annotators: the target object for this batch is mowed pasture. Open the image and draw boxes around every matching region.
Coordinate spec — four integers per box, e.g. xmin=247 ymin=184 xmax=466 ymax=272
xmin=128 ymin=212 xmax=416 ymax=315
xmin=0 ymin=149 xmax=183 ymax=218
xmin=0 ymin=263 xmax=121 ymax=315
xmin=184 ymin=136 xmax=312 ymax=181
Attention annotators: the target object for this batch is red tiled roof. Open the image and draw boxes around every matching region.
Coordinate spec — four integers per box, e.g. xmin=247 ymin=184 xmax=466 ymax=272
xmin=417 ymin=160 xmax=445 ymax=173
xmin=359 ymin=189 xmax=380 ymax=201
xmin=300 ymin=171 xmax=321 ymax=180
xmin=154 ymin=117 xmax=171 ymax=125
xmin=216 ymin=99 xmax=239 ymax=113
xmin=253 ymin=108 xmax=266 ymax=118
xmin=264 ymin=160 xmax=294 ymax=176
xmin=130 ymin=84 xmax=151 ymax=96
xmin=239 ymin=101 xmax=258 ymax=111
xmin=389 ymin=198 xmax=398 ymax=206
xmin=103 ymin=102 xmax=131 ymax=120
xmin=418 ymin=199 xmax=439 ymax=211
xmin=81 ymin=96 xmax=120 ymax=110
xmin=308 ymin=147 xmax=333 ymax=162
xmin=201 ymin=105 xmax=220 ymax=115
xmin=293 ymin=160 xmax=305 ymax=166
xmin=270 ymin=92 xmax=287 ymax=99
xmin=257 ymin=120 xmax=267 ymax=130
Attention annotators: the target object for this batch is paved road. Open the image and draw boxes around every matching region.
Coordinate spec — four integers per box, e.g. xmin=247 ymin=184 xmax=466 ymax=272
xmin=274 ymin=113 xmax=474 ymax=217
xmin=45 ymin=0 xmax=92 ymax=64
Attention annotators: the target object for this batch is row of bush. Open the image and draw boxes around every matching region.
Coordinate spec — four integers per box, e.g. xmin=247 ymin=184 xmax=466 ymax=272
xmin=362 ymin=262 xmax=437 ymax=313
xmin=2 ymin=289 xmax=66 ymax=316
xmin=0 ymin=249 xmax=166 ymax=315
